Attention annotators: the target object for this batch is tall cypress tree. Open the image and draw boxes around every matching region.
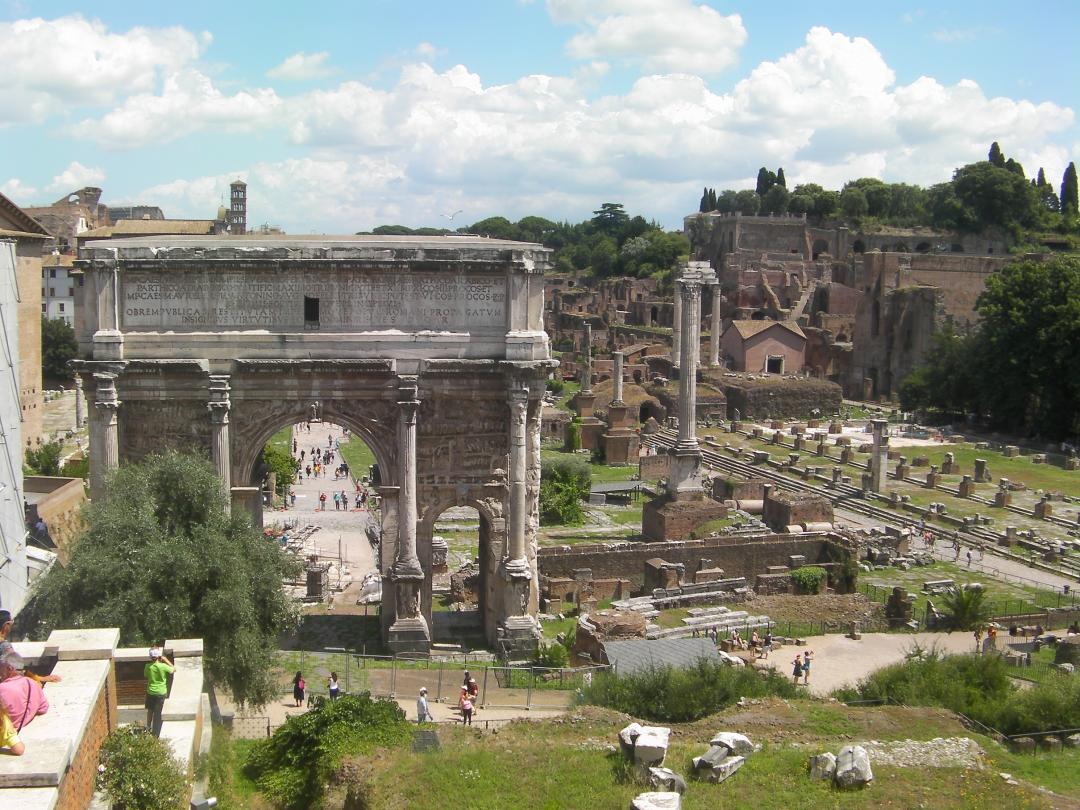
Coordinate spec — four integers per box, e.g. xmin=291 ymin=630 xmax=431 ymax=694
xmin=776 ymin=167 xmax=786 ymax=188
xmin=699 ymin=187 xmax=709 ymax=212
xmin=988 ymin=141 xmax=1005 ymax=167
xmin=1061 ymin=162 xmax=1079 ymax=217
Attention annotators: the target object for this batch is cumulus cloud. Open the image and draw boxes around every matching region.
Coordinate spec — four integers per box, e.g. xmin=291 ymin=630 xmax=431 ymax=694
xmin=548 ymin=0 xmax=746 ymax=74
xmin=267 ymin=51 xmax=334 ymax=80
xmin=0 ymin=178 xmax=38 ymax=202
xmin=0 ymin=14 xmax=208 ymax=124
xmin=75 ymin=70 xmax=283 ymax=148
xmin=46 ymin=161 xmax=106 ymax=192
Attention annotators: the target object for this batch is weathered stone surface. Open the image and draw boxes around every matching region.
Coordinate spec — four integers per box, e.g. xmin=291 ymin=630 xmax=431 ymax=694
xmin=630 ymin=792 xmax=681 ymax=810
xmin=647 ymin=767 xmax=687 ymax=795
xmin=710 ymin=731 xmax=754 ymax=756
xmin=1054 ymin=635 xmax=1080 ymax=666
xmin=1064 ymin=733 xmax=1080 ymax=748
xmin=1011 ymin=737 xmax=1036 ymax=754
xmin=716 ymin=650 xmax=746 ymax=667
xmin=808 ymin=752 xmax=836 ymax=781
xmin=692 ymin=748 xmax=745 ymax=783
xmin=834 ymin=745 xmax=873 ymax=788
xmin=619 ymin=723 xmax=671 ymax=766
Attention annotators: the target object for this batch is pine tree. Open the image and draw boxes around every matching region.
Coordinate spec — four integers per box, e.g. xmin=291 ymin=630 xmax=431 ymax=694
xmin=1061 ymin=162 xmax=1079 ymax=217
xmin=988 ymin=141 xmax=1005 ymax=167
xmin=1037 ymin=167 xmax=1047 ymax=188
xmin=709 ymin=188 xmax=717 ymax=211
xmin=755 ymin=167 xmax=777 ymax=196
xmin=776 ymin=167 xmax=787 ymax=188
xmin=700 ymin=187 xmax=709 ymax=212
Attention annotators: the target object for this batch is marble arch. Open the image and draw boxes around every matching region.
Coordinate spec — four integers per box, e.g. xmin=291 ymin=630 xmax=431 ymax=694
xmin=72 ymin=235 xmax=554 ymax=657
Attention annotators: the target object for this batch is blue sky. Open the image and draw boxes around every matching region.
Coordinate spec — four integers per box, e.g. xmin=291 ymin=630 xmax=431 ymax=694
xmin=1 ymin=1 xmax=1077 ymax=233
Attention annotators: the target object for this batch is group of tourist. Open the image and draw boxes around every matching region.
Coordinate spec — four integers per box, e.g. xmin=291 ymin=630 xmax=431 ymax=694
xmin=721 ymin=628 xmax=775 ymax=660
xmin=290 ymin=670 xmax=342 ymax=706
xmin=0 ymin=610 xmax=60 ymax=756
xmin=973 ymin=624 xmax=1000 ymax=654
xmin=414 ymin=670 xmax=480 ymax=725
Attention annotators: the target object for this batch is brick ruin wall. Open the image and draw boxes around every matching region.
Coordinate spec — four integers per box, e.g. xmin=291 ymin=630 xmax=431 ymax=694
xmin=538 ymin=534 xmax=834 ymax=590
xmin=721 ymin=377 xmax=842 ymax=420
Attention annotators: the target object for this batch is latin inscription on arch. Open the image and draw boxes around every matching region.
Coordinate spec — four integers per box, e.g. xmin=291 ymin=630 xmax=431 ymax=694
xmin=122 ymin=269 xmax=506 ymax=331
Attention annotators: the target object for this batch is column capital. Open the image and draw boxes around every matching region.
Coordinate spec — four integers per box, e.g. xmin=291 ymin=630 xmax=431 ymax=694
xmin=93 ymin=372 xmax=120 ymax=410
xmin=207 ymin=375 xmax=231 ymax=423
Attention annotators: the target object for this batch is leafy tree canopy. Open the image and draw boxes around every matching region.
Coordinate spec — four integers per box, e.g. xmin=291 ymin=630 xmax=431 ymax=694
xmin=17 ymin=451 xmax=302 ymax=707
xmin=42 ymin=316 xmax=77 ymax=382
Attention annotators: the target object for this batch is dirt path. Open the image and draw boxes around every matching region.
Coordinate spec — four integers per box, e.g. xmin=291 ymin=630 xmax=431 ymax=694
xmin=761 ymin=631 xmax=977 ymax=696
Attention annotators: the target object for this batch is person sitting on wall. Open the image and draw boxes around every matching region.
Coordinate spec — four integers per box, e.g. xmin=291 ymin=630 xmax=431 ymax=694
xmin=0 ymin=650 xmax=49 ymax=755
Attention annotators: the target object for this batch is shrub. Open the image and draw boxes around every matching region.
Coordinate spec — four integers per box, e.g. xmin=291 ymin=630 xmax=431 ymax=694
xmin=97 ymin=726 xmax=188 ymax=810
xmin=535 ymin=639 xmax=570 ymax=668
xmin=539 ymin=454 xmax=591 ymax=526
xmin=790 ymin=566 xmax=827 ymax=594
xmin=582 ymin=659 xmax=797 ymax=723
xmin=244 ymin=692 xmax=412 ymax=809
xmin=24 ymin=440 xmax=64 ymax=476
xmin=940 ymin=586 xmax=991 ymax=630
xmin=547 ymin=377 xmax=566 ymax=396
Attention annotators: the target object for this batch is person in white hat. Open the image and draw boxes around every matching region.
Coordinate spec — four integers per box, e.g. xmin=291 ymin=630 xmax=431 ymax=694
xmin=416 ymin=687 xmax=433 ymax=723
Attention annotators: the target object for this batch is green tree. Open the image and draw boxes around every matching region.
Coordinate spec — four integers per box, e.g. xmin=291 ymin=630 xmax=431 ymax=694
xmin=469 ymin=216 xmax=519 ymax=240
xmin=951 ymin=161 xmax=1040 ymax=231
xmin=591 ymin=202 xmax=629 ymax=235
xmin=776 ymin=167 xmax=786 ymax=188
xmin=588 ymin=236 xmax=619 ymax=276
xmin=97 ymin=726 xmax=188 ymax=810
xmin=263 ymin=444 xmax=299 ymax=499
xmin=515 ymin=215 xmax=558 ymax=243
xmin=539 ymin=455 xmax=590 ymax=526
xmin=1062 ymin=162 xmax=1079 ymax=218
xmin=41 ymin=316 xmax=77 ymax=382
xmin=1035 ymin=167 xmax=1060 ymax=212
xmin=898 ymin=331 xmax=978 ymax=416
xmin=760 ymin=184 xmax=790 ymax=215
xmin=940 ymin=586 xmax=992 ymax=631
xmin=17 ymin=451 xmax=301 ymax=707
xmin=988 ymin=141 xmax=1005 ymax=167
xmin=755 ymin=167 xmax=777 ymax=196
xmin=716 ymin=189 xmax=739 ymax=214
xmin=839 ymin=186 xmax=869 ymax=221
xmin=974 ymin=255 xmax=1080 ymax=438
xmin=733 ymin=189 xmax=760 ymax=215
xmin=24 ymin=439 xmax=64 ymax=475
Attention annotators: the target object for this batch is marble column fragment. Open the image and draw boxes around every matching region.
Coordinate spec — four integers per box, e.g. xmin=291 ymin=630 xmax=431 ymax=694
xmin=207 ymin=375 xmax=232 ymax=511
xmin=89 ymin=373 xmax=120 ymax=502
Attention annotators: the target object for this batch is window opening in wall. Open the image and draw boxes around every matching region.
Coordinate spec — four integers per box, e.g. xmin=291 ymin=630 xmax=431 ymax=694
xmin=766 ymin=355 xmax=784 ymax=374
xmin=304 ymin=296 xmax=320 ymax=330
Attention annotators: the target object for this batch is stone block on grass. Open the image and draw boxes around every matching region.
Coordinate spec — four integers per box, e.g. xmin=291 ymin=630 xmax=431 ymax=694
xmin=834 ymin=745 xmax=873 ymax=788
xmin=631 ymin=792 xmax=681 ymax=810
xmin=647 ymin=767 xmax=687 ymax=794
xmin=808 ymin=752 xmax=836 ymax=781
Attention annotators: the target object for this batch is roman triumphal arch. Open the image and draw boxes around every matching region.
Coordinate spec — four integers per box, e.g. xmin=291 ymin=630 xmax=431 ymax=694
xmin=72 ymin=235 xmax=554 ymax=657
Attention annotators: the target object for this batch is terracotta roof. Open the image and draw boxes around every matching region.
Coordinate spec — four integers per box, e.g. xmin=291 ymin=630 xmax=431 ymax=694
xmin=0 ymin=191 xmax=50 ymax=237
xmin=81 ymin=219 xmax=218 ymax=238
xmin=724 ymin=319 xmax=806 ymax=341
xmin=42 ymin=253 xmax=75 ymax=267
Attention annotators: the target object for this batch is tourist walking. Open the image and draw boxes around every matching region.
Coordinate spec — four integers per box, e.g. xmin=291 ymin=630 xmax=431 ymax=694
xmin=461 ymin=694 xmax=474 ymax=726
xmin=791 ymin=655 xmax=803 ymax=685
xmin=417 ymin=687 xmax=433 ymax=723
xmin=319 ymin=492 xmax=327 ymax=511
xmin=802 ymin=650 xmax=814 ymax=686
xmin=292 ymin=672 xmax=306 ymax=707
xmin=761 ymin=630 xmax=773 ymax=659
xmin=328 ymin=672 xmax=340 ymax=700
xmin=144 ymin=646 xmax=174 ymax=737
xmin=333 ymin=492 xmax=340 ymax=511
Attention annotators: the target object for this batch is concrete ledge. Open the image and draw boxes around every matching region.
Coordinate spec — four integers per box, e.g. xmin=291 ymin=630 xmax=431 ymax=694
xmin=45 ymin=628 xmax=120 ymax=661
xmin=0 ymin=740 xmax=71 ymax=788
xmin=159 ymin=720 xmax=197 ymax=767
xmin=0 ymin=787 xmax=59 ymax=809
xmin=166 ymin=638 xmax=204 ymax=658
xmin=8 ymin=642 xmax=48 ymax=666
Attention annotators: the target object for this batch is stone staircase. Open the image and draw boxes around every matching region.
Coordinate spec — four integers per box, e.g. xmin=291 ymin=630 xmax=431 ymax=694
xmin=644 ymin=605 xmax=772 ymax=640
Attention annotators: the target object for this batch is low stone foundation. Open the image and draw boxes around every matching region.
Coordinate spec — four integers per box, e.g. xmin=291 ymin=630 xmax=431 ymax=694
xmin=642 ymin=495 xmax=728 ymax=541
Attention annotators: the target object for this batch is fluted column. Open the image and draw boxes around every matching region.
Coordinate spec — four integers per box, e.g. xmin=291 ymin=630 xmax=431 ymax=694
xmin=671 ymin=284 xmax=683 ymax=369
xmin=74 ymin=375 xmax=85 ymax=429
xmin=89 ymin=373 xmax=120 ymax=502
xmin=710 ymin=283 xmax=722 ymax=367
xmin=612 ymin=351 xmax=624 ymax=405
xmin=677 ymin=283 xmax=701 ymax=449
xmin=391 ymin=375 xmax=423 ymax=583
xmin=580 ymin=323 xmax=593 ymax=393
xmin=506 ymin=384 xmax=530 ymax=574
xmin=207 ymin=375 xmax=231 ymax=512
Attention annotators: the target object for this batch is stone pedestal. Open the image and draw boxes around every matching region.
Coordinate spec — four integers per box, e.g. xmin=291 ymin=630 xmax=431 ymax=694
xmin=231 ymin=486 xmax=262 ymax=526
xmin=941 ymin=453 xmax=956 ymax=475
xmin=894 ymin=457 xmax=909 ymax=481
xmin=572 ymin=390 xmax=597 ymax=418
xmin=868 ymin=419 xmax=889 ymax=493
xmin=839 ymin=447 xmax=853 ymax=464
xmin=958 ymin=475 xmax=976 ymax=498
xmin=642 ymin=495 xmax=727 ymax=542
xmin=1003 ymin=445 xmax=1020 ymax=458
xmin=816 ymin=440 xmax=828 ymax=456
xmin=1034 ymin=498 xmax=1054 ymax=520
xmin=828 ymin=421 xmax=843 ymax=434
xmin=974 ymin=458 xmax=991 ymax=483
xmin=993 ymin=490 xmax=1012 ymax=508
xmin=793 ymin=436 xmax=805 ymax=452
xmin=924 ymin=466 xmax=940 ymax=489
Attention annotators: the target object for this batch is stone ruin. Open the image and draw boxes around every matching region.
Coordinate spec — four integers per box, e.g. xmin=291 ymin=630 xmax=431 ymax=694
xmin=884 ymin=586 xmax=915 ymax=629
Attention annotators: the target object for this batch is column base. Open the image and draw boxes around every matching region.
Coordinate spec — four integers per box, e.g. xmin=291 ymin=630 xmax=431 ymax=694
xmin=498 ymin=616 xmax=540 ymax=661
xmin=666 ymin=443 xmax=704 ymax=499
xmin=387 ymin=616 xmax=431 ymax=657
xmin=642 ymin=493 xmax=728 ymax=542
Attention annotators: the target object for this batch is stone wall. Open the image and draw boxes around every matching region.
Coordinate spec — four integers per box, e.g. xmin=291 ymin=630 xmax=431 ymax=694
xmin=24 ymin=475 xmax=87 ymax=563
xmin=16 ymin=240 xmax=44 ymax=446
xmin=762 ymin=489 xmax=833 ymax=532
xmin=720 ymin=376 xmax=842 ymax=420
xmin=538 ymin=533 xmax=835 ymax=590
xmin=639 ymin=452 xmax=671 ymax=481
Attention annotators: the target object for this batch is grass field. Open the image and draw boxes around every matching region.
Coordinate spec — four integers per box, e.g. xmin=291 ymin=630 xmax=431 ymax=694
xmin=338 ymin=433 xmax=378 ymax=481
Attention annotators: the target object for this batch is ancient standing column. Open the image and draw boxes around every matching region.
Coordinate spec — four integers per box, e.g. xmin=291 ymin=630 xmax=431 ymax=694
xmin=580 ymin=323 xmax=593 ymax=393
xmin=869 ymin=418 xmax=889 ymax=493
xmin=676 ymin=278 xmax=701 ymax=449
xmin=74 ymin=375 xmax=85 ymax=429
xmin=207 ymin=375 xmax=231 ymax=511
xmin=612 ymin=351 xmax=625 ymax=405
xmin=506 ymin=384 xmax=530 ymax=573
xmin=392 ymin=376 xmax=423 ymax=584
xmin=671 ymin=283 xmax=683 ymax=369
xmin=710 ymin=283 xmax=722 ymax=367
xmin=89 ymin=372 xmax=120 ymax=502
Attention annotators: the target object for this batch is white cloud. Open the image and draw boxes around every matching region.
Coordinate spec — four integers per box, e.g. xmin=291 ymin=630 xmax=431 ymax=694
xmin=548 ymin=0 xmax=746 ymax=74
xmin=0 ymin=14 xmax=208 ymax=124
xmin=46 ymin=161 xmax=106 ymax=192
xmin=68 ymin=24 xmax=1075 ymax=231
xmin=0 ymin=178 xmax=37 ymax=202
xmin=267 ymin=51 xmax=334 ymax=80
xmin=75 ymin=70 xmax=283 ymax=148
